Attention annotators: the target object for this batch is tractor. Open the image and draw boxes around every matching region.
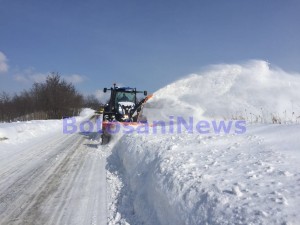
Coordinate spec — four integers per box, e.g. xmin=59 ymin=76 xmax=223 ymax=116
xmin=101 ymin=84 xmax=152 ymax=144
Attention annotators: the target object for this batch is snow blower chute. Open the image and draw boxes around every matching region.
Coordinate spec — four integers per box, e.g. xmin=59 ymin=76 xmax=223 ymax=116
xmin=101 ymin=84 xmax=152 ymax=144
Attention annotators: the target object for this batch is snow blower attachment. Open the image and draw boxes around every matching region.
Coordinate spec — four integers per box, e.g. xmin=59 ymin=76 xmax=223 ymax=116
xmin=101 ymin=84 xmax=152 ymax=144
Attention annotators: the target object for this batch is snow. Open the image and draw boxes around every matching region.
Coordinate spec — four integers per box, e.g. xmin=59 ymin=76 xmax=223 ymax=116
xmin=1 ymin=61 xmax=300 ymax=224
xmin=0 ymin=108 xmax=94 ymax=144
xmin=111 ymin=125 xmax=300 ymax=225
xmin=0 ymin=120 xmax=62 ymax=144
xmin=79 ymin=108 xmax=95 ymax=118
xmin=2 ymin=118 xmax=299 ymax=224
xmin=106 ymin=61 xmax=300 ymax=224
xmin=0 ymin=109 xmax=106 ymax=225
xmin=143 ymin=60 xmax=300 ymax=123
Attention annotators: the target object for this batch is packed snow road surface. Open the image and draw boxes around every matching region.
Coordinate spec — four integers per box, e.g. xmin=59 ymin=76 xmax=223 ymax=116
xmin=0 ymin=131 xmax=106 ymax=225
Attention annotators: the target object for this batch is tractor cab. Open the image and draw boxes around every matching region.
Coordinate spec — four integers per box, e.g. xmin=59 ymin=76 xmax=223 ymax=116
xmin=103 ymin=84 xmax=147 ymax=122
xmin=101 ymin=84 xmax=152 ymax=144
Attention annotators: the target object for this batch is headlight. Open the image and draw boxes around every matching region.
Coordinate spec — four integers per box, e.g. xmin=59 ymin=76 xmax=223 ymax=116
xmin=118 ymin=106 xmax=123 ymax=114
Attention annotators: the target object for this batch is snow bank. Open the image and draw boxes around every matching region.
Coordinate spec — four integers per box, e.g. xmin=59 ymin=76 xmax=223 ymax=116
xmin=144 ymin=60 xmax=300 ymax=123
xmin=0 ymin=120 xmax=62 ymax=144
xmin=108 ymin=61 xmax=300 ymax=224
xmin=79 ymin=108 xmax=95 ymax=118
xmin=0 ymin=108 xmax=95 ymax=144
xmin=112 ymin=125 xmax=300 ymax=225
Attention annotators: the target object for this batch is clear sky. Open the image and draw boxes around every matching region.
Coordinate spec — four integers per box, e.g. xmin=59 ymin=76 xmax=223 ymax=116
xmin=0 ymin=0 xmax=300 ymax=95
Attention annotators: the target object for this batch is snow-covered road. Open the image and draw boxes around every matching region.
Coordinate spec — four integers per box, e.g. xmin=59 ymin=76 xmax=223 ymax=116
xmin=1 ymin=120 xmax=300 ymax=225
xmin=0 ymin=131 xmax=107 ymax=225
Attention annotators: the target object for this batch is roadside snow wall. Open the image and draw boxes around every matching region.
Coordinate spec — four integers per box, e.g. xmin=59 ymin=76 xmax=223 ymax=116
xmin=111 ymin=128 xmax=300 ymax=225
xmin=110 ymin=61 xmax=300 ymax=224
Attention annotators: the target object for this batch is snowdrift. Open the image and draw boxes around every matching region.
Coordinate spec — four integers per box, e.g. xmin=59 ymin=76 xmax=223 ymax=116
xmin=0 ymin=108 xmax=94 ymax=143
xmin=0 ymin=120 xmax=62 ymax=143
xmin=110 ymin=61 xmax=300 ymax=224
xmin=144 ymin=60 xmax=300 ymax=123
xmin=112 ymin=125 xmax=300 ymax=225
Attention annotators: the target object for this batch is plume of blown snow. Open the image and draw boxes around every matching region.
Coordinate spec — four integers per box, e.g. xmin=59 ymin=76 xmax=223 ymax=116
xmin=143 ymin=60 xmax=300 ymax=123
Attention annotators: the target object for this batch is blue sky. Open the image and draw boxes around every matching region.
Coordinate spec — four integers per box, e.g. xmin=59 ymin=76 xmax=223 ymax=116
xmin=0 ymin=0 xmax=300 ymax=96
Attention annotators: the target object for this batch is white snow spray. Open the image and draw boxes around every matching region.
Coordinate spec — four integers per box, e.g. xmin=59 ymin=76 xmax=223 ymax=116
xmin=143 ymin=60 xmax=300 ymax=123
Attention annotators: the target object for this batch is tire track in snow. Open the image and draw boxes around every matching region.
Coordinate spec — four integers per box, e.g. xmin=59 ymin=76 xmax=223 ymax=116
xmin=0 ymin=133 xmax=107 ymax=225
xmin=0 ymin=134 xmax=67 ymax=186
xmin=14 ymin=135 xmax=85 ymax=225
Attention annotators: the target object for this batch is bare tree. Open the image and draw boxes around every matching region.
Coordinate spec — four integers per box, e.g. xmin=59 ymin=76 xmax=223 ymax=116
xmin=0 ymin=72 xmax=84 ymax=121
xmin=0 ymin=92 xmax=11 ymax=121
xmin=83 ymin=94 xmax=101 ymax=110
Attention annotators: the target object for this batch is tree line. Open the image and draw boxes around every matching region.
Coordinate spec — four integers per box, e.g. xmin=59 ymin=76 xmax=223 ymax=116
xmin=0 ymin=73 xmax=101 ymax=122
